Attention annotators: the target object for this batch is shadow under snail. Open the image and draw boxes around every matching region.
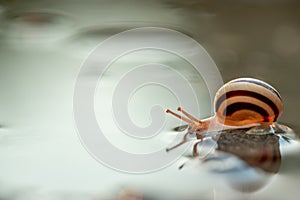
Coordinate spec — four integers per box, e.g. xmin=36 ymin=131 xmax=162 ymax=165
xmin=165 ymin=78 xmax=285 ymax=172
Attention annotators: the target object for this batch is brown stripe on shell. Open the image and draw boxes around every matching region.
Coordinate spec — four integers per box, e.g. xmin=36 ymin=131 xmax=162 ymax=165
xmin=216 ymin=96 xmax=276 ymax=124
xmin=230 ymin=78 xmax=281 ymax=100
xmin=223 ymin=102 xmax=271 ymax=122
xmin=215 ymin=90 xmax=280 ymax=122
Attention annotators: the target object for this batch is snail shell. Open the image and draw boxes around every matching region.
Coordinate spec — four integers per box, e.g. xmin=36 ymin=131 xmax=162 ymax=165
xmin=214 ymin=78 xmax=283 ymax=126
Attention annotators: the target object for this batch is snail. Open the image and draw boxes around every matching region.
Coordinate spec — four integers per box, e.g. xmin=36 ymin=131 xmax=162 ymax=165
xmin=166 ymin=77 xmax=283 ymax=151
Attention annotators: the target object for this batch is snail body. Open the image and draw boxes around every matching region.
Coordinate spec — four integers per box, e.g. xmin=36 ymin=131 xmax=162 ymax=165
xmin=166 ymin=77 xmax=283 ymax=151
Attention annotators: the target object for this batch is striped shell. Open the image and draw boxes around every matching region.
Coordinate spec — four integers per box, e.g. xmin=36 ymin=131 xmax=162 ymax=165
xmin=214 ymin=78 xmax=283 ymax=126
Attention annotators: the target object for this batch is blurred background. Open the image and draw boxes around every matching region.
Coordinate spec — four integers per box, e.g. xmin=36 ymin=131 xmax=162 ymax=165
xmin=0 ymin=0 xmax=300 ymax=199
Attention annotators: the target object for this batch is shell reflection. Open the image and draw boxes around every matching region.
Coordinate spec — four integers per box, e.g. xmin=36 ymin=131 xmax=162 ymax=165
xmin=173 ymin=123 xmax=298 ymax=192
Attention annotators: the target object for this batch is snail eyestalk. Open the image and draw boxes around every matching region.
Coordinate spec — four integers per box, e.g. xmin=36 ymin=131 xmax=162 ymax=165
xmin=177 ymin=107 xmax=203 ymax=126
xmin=166 ymin=108 xmax=203 ymax=128
xmin=166 ymin=109 xmax=194 ymax=125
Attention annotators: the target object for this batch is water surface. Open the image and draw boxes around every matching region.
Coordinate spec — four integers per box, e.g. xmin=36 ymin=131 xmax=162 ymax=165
xmin=0 ymin=0 xmax=300 ymax=199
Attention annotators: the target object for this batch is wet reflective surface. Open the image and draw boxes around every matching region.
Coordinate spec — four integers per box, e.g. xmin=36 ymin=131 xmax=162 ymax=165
xmin=0 ymin=0 xmax=300 ymax=199
xmin=174 ymin=123 xmax=299 ymax=192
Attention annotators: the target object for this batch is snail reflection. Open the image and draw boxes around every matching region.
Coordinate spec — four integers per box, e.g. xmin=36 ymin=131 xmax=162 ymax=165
xmin=166 ymin=78 xmax=297 ymax=192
